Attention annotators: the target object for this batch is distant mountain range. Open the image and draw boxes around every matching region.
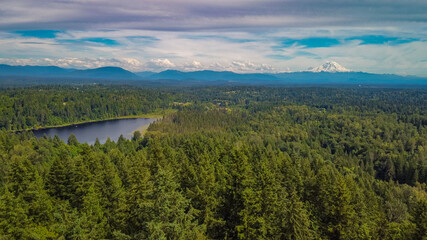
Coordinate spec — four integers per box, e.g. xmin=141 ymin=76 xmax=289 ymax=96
xmin=0 ymin=64 xmax=73 ymax=76
xmin=1 ymin=63 xmax=426 ymax=87
xmin=0 ymin=64 xmax=138 ymax=79
xmin=69 ymin=66 xmax=138 ymax=79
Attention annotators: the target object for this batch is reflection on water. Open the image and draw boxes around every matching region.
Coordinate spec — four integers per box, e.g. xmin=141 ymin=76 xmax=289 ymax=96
xmin=32 ymin=118 xmax=157 ymax=145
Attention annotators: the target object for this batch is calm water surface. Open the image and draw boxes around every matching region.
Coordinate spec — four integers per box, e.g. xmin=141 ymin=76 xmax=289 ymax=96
xmin=33 ymin=118 xmax=157 ymax=145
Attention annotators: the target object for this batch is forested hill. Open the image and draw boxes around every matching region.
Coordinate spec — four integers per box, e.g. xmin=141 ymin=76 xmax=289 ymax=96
xmin=0 ymin=86 xmax=426 ymax=239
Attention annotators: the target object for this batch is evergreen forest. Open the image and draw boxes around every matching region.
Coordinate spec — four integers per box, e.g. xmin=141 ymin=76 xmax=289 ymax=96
xmin=0 ymin=86 xmax=426 ymax=239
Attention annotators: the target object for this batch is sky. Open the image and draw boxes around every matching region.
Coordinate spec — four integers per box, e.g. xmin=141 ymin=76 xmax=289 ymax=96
xmin=1 ymin=0 xmax=427 ymax=75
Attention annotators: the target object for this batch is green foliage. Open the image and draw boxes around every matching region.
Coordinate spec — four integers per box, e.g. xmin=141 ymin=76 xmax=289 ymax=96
xmin=0 ymin=85 xmax=176 ymax=131
xmin=0 ymin=86 xmax=426 ymax=239
xmin=0 ymin=188 xmax=29 ymax=239
xmin=67 ymin=134 xmax=78 ymax=146
xmin=414 ymin=198 xmax=427 ymax=240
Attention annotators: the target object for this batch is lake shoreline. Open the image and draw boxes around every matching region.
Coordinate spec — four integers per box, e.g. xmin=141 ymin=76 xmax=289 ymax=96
xmin=134 ymin=117 xmax=162 ymax=135
xmin=31 ymin=117 xmax=161 ymax=145
xmin=10 ymin=111 xmax=173 ymax=133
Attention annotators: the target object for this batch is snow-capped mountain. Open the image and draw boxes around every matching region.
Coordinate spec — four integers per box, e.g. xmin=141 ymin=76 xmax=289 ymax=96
xmin=307 ymin=61 xmax=350 ymax=73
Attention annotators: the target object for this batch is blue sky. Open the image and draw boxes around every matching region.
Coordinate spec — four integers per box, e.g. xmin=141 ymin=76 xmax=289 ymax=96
xmin=0 ymin=0 xmax=427 ymax=75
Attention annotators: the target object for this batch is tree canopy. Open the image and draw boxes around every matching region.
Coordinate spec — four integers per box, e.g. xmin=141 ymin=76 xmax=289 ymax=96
xmin=0 ymin=86 xmax=426 ymax=239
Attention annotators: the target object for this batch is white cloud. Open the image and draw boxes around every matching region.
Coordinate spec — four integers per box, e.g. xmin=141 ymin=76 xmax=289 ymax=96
xmin=144 ymin=59 xmax=176 ymax=71
xmin=181 ymin=61 xmax=204 ymax=72
xmin=1 ymin=28 xmax=427 ymax=75
xmin=0 ymin=0 xmax=426 ymax=76
xmin=231 ymin=61 xmax=275 ymax=73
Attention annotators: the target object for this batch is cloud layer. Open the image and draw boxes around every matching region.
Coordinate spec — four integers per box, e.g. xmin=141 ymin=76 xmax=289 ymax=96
xmin=1 ymin=0 xmax=427 ymax=75
xmin=2 ymin=0 xmax=427 ymax=31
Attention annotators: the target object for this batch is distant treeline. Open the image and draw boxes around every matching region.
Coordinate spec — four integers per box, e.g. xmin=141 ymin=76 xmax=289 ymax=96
xmin=1 ymin=86 xmax=426 ymax=130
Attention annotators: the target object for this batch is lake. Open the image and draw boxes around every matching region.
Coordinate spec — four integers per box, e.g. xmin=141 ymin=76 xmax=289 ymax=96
xmin=32 ymin=118 xmax=158 ymax=145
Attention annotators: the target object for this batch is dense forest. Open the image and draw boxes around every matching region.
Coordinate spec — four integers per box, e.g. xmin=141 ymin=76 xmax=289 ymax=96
xmin=0 ymin=86 xmax=426 ymax=239
xmin=0 ymin=86 xmax=175 ymax=130
xmin=1 ymin=86 xmax=426 ymax=131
